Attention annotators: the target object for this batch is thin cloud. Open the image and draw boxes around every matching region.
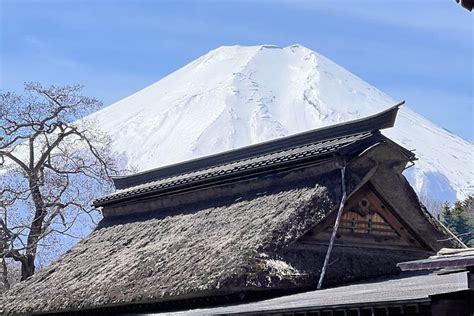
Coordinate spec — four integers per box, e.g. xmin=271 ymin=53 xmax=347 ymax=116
xmin=275 ymin=0 xmax=472 ymax=33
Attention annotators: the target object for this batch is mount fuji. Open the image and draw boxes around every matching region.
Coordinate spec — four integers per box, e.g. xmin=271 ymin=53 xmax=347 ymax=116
xmin=89 ymin=44 xmax=473 ymax=204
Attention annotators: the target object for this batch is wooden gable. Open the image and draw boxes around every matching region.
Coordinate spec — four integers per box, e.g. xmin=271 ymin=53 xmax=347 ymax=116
xmin=296 ymin=183 xmax=425 ymax=250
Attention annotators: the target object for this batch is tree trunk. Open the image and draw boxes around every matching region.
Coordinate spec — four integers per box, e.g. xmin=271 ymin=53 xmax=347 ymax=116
xmin=1 ymin=256 xmax=9 ymax=291
xmin=20 ymin=257 xmax=35 ymax=281
xmin=22 ymin=175 xmax=46 ymax=280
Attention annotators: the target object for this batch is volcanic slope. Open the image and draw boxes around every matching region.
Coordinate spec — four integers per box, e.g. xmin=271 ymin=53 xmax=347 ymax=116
xmin=89 ymin=44 xmax=473 ymax=202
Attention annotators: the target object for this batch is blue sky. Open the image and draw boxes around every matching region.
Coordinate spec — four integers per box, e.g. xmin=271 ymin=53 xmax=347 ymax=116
xmin=1 ymin=0 xmax=473 ymax=140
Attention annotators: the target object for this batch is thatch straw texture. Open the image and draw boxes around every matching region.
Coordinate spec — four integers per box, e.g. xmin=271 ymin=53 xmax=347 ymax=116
xmin=2 ymin=178 xmax=337 ymax=315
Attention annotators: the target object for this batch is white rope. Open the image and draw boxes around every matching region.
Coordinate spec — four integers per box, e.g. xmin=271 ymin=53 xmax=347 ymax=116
xmin=317 ymin=165 xmax=347 ymax=290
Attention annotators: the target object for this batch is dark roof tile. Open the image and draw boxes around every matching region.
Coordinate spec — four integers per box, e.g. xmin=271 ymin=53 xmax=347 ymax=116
xmin=94 ymin=132 xmax=375 ymax=206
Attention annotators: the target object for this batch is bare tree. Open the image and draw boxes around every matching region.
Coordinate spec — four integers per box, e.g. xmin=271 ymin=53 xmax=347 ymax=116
xmin=0 ymin=83 xmax=120 ymax=281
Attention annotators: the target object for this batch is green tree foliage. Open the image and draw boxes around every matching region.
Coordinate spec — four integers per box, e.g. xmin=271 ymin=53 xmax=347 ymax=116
xmin=440 ymin=195 xmax=474 ymax=247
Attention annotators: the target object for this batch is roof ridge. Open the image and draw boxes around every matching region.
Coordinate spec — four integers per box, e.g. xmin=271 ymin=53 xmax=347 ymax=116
xmin=94 ymin=132 xmax=376 ymax=207
xmin=112 ymin=103 xmax=404 ymax=190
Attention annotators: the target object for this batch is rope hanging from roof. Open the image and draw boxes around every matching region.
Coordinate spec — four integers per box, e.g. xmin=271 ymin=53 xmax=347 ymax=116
xmin=317 ymin=163 xmax=347 ymax=290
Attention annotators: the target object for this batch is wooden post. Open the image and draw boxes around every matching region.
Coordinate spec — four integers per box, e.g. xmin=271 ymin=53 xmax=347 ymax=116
xmin=317 ymin=165 xmax=347 ymax=290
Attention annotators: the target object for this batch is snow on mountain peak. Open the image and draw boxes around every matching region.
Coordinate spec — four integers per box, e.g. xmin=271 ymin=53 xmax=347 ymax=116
xmin=89 ymin=44 xmax=473 ymax=203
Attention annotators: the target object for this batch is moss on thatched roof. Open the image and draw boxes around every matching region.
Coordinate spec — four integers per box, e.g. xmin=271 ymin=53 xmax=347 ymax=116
xmin=2 ymin=177 xmax=338 ymax=315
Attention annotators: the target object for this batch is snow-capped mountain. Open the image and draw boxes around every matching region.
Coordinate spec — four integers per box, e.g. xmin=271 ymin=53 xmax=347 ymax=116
xmin=89 ymin=44 xmax=473 ymax=203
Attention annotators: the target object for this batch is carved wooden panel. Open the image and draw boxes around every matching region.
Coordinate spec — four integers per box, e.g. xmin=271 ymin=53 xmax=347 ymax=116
xmin=296 ymin=183 xmax=423 ymax=249
xmin=339 ymin=210 xmax=399 ymax=237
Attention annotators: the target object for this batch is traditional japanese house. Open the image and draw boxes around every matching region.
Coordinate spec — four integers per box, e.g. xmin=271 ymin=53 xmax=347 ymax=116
xmin=1 ymin=104 xmax=467 ymax=315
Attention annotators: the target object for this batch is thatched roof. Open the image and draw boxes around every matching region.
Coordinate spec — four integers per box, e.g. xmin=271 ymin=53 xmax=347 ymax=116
xmin=2 ymin=177 xmax=339 ymax=314
xmin=1 ymin=104 xmax=463 ymax=315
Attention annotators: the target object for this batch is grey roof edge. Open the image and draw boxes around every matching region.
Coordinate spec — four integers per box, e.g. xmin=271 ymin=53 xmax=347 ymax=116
xmin=222 ymin=298 xmax=432 ymax=316
xmin=397 ymin=255 xmax=474 ymax=272
xmin=113 ymin=102 xmax=404 ymax=190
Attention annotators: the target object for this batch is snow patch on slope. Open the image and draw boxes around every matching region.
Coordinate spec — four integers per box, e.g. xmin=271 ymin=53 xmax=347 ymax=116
xmin=89 ymin=44 xmax=473 ymax=202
